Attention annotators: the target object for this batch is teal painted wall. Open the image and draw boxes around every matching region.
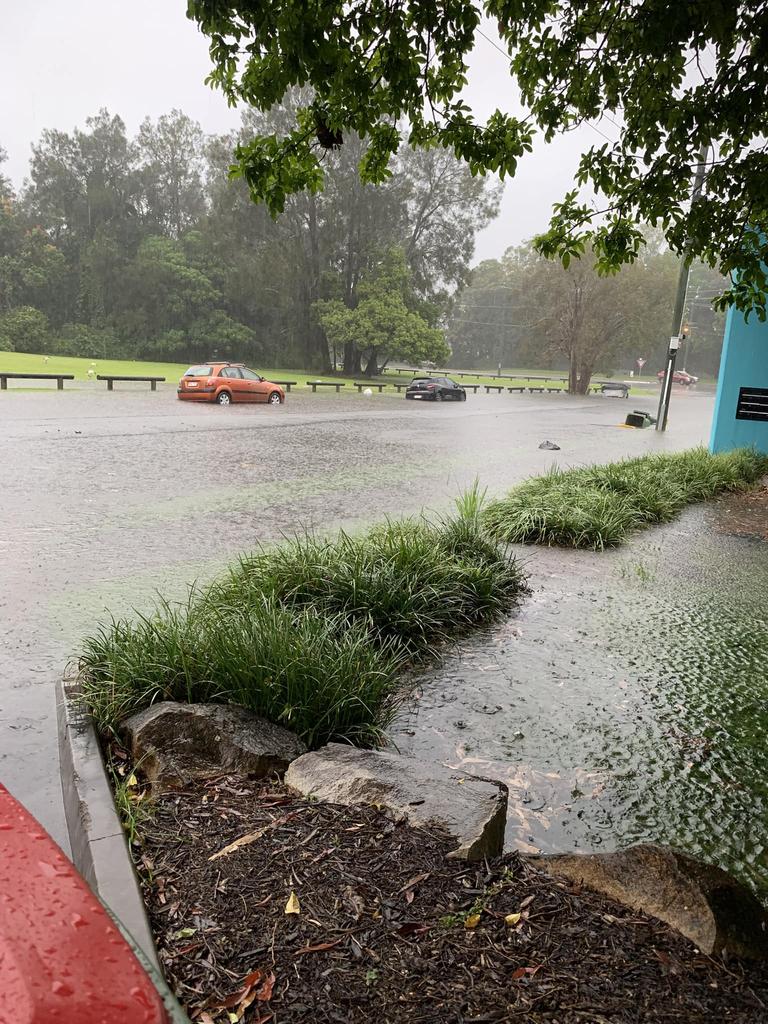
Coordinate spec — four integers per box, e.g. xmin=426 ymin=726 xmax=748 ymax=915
xmin=710 ymin=304 xmax=768 ymax=453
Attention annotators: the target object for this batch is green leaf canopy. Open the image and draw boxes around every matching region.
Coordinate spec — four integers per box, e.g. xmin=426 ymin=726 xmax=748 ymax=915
xmin=188 ymin=1 xmax=768 ymax=314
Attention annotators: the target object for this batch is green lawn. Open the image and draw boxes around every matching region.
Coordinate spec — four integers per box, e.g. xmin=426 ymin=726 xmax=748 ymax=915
xmin=0 ymin=351 xmax=190 ymax=382
xmin=0 ymin=350 xmax=658 ymax=395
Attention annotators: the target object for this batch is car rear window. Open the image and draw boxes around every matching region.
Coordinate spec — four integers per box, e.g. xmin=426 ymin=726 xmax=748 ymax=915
xmin=185 ymin=365 xmax=212 ymax=377
xmin=410 ymin=378 xmax=432 ymax=384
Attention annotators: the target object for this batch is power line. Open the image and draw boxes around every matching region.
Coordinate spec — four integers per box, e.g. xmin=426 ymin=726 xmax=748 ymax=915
xmin=447 ymin=319 xmax=525 ymax=327
xmin=475 ymin=27 xmax=616 ymax=145
xmin=455 ymin=302 xmax=518 ymax=309
xmin=447 ymin=316 xmax=552 ymax=328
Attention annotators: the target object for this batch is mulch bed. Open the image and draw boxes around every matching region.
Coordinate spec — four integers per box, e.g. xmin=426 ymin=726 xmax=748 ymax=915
xmin=133 ymin=776 xmax=768 ymax=1024
xmin=714 ymin=483 xmax=768 ymax=541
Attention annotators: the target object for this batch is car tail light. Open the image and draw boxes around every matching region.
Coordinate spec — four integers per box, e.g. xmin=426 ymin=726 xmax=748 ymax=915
xmin=427 ymin=383 xmax=436 ymax=389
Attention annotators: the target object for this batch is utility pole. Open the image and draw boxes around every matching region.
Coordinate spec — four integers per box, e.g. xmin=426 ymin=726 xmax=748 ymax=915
xmin=656 ymin=146 xmax=709 ymax=432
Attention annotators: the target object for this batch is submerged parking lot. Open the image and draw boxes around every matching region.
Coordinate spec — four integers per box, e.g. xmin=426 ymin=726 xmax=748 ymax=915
xmin=0 ymin=383 xmax=714 ymax=849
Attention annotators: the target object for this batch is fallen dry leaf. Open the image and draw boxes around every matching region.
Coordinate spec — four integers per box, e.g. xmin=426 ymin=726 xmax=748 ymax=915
xmin=256 ymin=971 xmax=276 ymax=1001
xmin=398 ymin=872 xmax=431 ymax=894
xmin=209 ymin=813 xmax=296 ymax=861
xmin=217 ymin=991 xmax=247 ymax=1011
xmin=395 ymin=922 xmax=432 ymax=938
xmin=285 ymin=891 xmax=301 ymax=915
xmin=504 ymin=913 xmax=522 ymax=927
xmin=236 ymin=990 xmax=257 ymax=1019
xmin=464 ymin=913 xmax=482 ymax=930
xmin=341 ymin=885 xmax=365 ymax=920
xmin=294 ymin=938 xmax=344 ymax=955
xmin=511 ymin=964 xmax=542 ymax=981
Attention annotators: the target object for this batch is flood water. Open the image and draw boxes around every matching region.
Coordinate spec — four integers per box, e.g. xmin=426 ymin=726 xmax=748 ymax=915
xmin=3 ymin=381 xmax=747 ymax=877
xmin=393 ymin=500 xmax=768 ymax=896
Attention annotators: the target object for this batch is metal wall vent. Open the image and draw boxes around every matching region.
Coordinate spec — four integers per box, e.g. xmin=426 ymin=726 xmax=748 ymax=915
xmin=736 ymin=387 xmax=768 ymax=422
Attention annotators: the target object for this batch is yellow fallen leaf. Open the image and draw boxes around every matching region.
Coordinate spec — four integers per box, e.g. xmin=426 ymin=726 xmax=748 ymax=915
xmin=126 ymin=774 xmax=138 ymax=788
xmin=505 ymin=913 xmax=522 ymax=927
xmin=464 ymin=913 xmax=481 ymax=929
xmin=285 ymin=891 xmax=301 ymax=915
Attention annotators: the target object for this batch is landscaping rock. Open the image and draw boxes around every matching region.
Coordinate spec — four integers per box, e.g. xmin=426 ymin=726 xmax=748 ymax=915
xmin=284 ymin=743 xmax=507 ymax=861
xmin=529 ymin=843 xmax=768 ymax=959
xmin=122 ymin=702 xmax=307 ymax=793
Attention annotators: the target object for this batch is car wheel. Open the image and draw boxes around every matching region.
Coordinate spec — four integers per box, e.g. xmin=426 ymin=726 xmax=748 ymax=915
xmin=461 ymin=392 xmax=467 ymax=401
xmin=217 ymin=390 xmax=232 ymax=406
xmin=268 ymin=391 xmax=282 ymax=405
xmin=435 ymin=391 xmax=443 ymax=401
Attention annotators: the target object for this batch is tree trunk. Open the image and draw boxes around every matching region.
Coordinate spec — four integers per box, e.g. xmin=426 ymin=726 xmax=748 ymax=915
xmin=363 ymin=349 xmax=379 ymax=377
xmin=343 ymin=341 xmax=361 ymax=376
xmin=568 ymin=351 xmax=579 ymax=394
xmin=578 ymin=362 xmax=594 ymax=394
xmin=569 ymin=353 xmax=592 ymax=394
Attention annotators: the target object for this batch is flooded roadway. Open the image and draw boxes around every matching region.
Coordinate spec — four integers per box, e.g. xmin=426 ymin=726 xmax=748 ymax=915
xmin=1 ymin=383 xmax=715 ymax=854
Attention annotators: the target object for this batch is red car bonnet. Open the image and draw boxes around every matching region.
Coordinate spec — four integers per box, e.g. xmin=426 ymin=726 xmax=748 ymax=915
xmin=0 ymin=783 xmax=169 ymax=1024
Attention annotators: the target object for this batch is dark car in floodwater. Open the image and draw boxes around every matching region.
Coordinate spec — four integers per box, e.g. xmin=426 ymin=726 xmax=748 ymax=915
xmin=405 ymin=377 xmax=467 ymax=401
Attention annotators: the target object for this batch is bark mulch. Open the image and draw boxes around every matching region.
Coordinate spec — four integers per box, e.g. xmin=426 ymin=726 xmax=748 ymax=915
xmin=714 ymin=482 xmax=768 ymax=541
xmin=134 ymin=776 xmax=768 ymax=1024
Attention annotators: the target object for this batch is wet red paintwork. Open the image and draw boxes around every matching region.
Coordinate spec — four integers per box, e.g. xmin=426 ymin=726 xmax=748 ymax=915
xmin=0 ymin=783 xmax=168 ymax=1024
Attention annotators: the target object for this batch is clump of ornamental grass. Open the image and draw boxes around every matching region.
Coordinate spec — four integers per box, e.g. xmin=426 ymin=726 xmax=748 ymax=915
xmin=211 ymin=482 xmax=523 ymax=657
xmin=484 ymin=447 xmax=768 ymax=550
xmin=78 ymin=594 xmax=404 ymax=747
xmin=78 ymin=488 xmax=525 ymax=746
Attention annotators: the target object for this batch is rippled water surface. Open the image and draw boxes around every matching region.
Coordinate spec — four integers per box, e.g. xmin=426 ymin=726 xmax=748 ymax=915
xmin=392 ymin=501 xmax=768 ymax=894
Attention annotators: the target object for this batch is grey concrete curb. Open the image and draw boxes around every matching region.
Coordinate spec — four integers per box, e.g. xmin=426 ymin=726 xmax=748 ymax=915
xmin=56 ymin=677 xmax=159 ymax=966
xmin=57 ymin=678 xmax=190 ymax=1021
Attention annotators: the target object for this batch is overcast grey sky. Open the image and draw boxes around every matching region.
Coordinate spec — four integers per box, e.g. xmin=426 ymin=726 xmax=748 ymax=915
xmin=0 ymin=1 xmax=613 ymax=263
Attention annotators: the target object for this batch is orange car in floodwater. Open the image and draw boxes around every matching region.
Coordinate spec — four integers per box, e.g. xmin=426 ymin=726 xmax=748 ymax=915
xmin=177 ymin=363 xmax=285 ymax=406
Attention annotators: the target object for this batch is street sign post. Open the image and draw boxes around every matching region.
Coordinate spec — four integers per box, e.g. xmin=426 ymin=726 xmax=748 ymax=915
xmin=656 ymin=146 xmax=709 ymax=432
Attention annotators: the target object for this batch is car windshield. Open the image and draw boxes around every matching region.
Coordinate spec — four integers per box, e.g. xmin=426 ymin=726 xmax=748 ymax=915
xmin=185 ymin=365 xmax=212 ymax=377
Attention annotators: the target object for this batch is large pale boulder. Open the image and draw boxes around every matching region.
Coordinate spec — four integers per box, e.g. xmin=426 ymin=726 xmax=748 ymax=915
xmin=285 ymin=743 xmax=507 ymax=861
xmin=530 ymin=844 xmax=768 ymax=959
xmin=122 ymin=702 xmax=306 ymax=793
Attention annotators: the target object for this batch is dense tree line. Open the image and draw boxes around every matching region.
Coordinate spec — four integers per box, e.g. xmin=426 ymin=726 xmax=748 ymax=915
xmin=0 ymin=105 xmax=500 ymax=372
xmin=188 ymin=1 xmax=768 ymax=319
xmin=448 ymin=237 xmax=726 ymax=387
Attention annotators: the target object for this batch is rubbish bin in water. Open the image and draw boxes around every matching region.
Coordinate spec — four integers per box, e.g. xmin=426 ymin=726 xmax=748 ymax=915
xmin=625 ymin=410 xmax=657 ymax=428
